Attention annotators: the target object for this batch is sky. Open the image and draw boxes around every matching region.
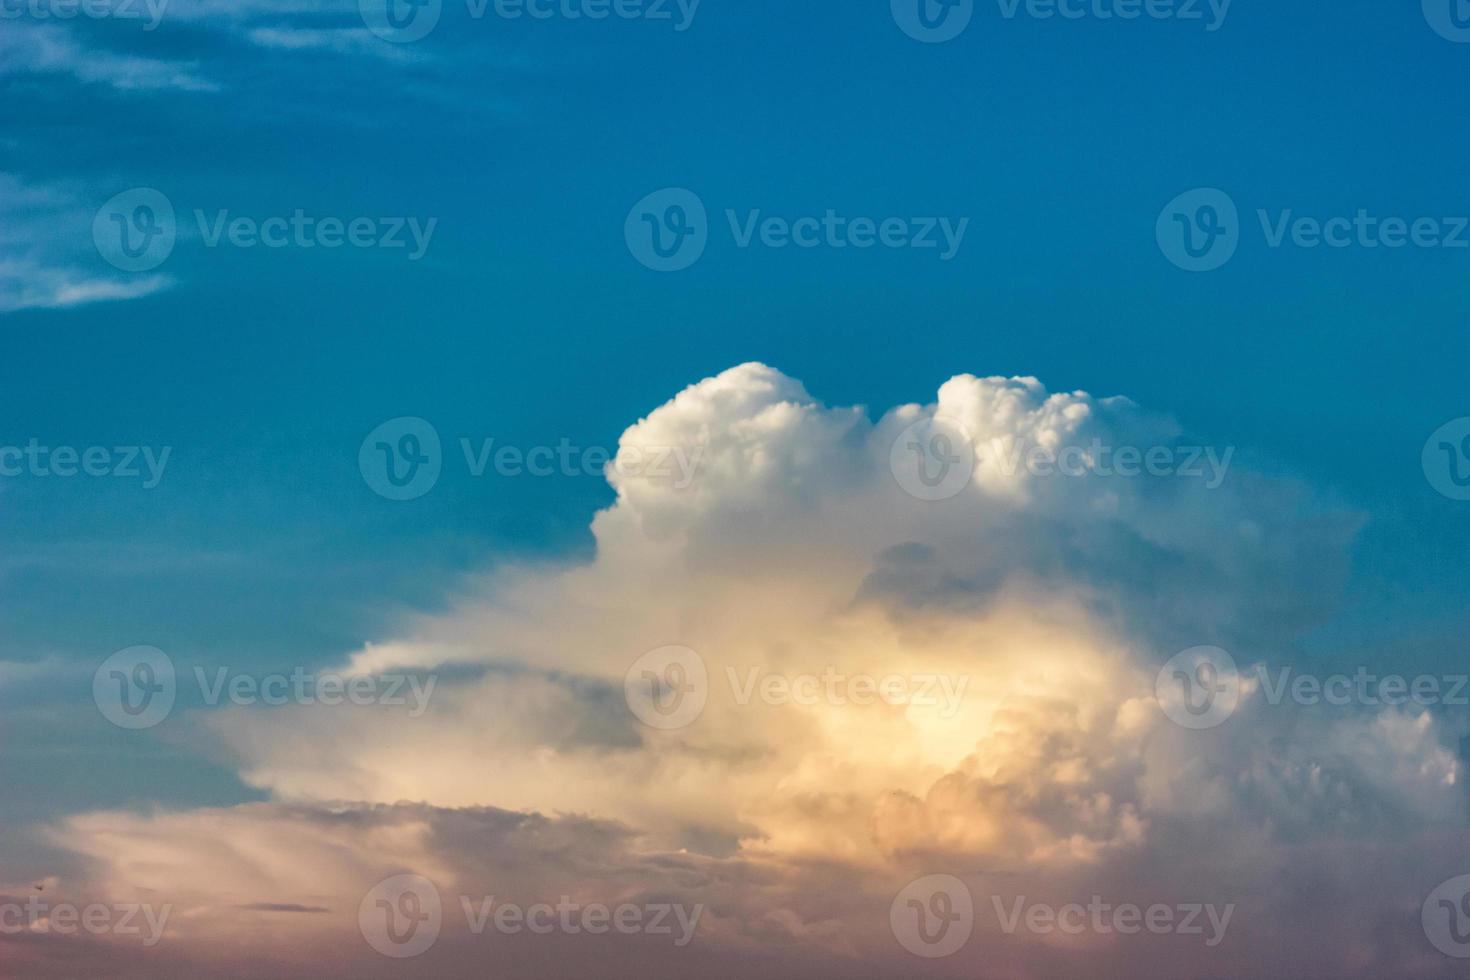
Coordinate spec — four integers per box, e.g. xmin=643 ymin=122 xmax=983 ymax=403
xmin=2 ymin=0 xmax=1470 ymax=976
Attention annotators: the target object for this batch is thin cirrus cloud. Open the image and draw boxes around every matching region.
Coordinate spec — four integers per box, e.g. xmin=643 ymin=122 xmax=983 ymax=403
xmin=22 ymin=364 xmax=1466 ymax=978
xmin=0 ymin=23 xmax=216 ymax=91
xmin=0 ymin=2 xmax=505 ymax=316
xmin=0 ymin=174 xmax=173 ymax=314
xmin=245 ymin=25 xmax=428 ymax=60
xmin=0 ymin=0 xmax=430 ymax=99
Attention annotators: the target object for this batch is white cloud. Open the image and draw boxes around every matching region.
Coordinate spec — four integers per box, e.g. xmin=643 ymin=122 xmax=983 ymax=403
xmin=33 ymin=364 xmax=1466 ymax=977
xmin=0 ymin=23 xmax=216 ymax=92
xmin=200 ymin=364 xmax=1445 ymax=857
xmin=245 ymin=25 xmax=425 ymax=60
xmin=0 ymin=174 xmax=173 ymax=315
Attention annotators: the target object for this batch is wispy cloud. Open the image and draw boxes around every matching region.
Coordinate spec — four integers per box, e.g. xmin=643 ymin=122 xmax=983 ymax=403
xmin=0 ymin=261 xmax=171 ymax=314
xmin=0 ymin=174 xmax=173 ymax=315
xmin=245 ymin=25 xmax=426 ymax=61
xmin=0 ymin=24 xmax=216 ymax=92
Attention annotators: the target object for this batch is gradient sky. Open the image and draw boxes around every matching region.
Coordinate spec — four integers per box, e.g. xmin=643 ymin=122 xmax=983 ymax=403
xmin=3 ymin=1 xmax=1470 ymax=976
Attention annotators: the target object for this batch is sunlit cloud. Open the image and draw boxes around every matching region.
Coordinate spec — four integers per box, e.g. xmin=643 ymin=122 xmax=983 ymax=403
xmin=21 ymin=364 xmax=1463 ymax=977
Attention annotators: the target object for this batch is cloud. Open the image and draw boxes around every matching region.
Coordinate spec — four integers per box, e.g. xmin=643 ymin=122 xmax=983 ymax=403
xmin=0 ymin=174 xmax=173 ymax=315
xmin=0 ymin=23 xmax=216 ymax=92
xmin=0 ymin=261 xmax=172 ymax=312
xmin=245 ymin=25 xmax=425 ymax=60
xmin=155 ymin=0 xmax=361 ymax=22
xmin=206 ymin=364 xmax=1368 ymax=848
xmin=0 ymin=0 xmax=422 ymax=105
xmin=25 ymin=364 xmax=1468 ymax=976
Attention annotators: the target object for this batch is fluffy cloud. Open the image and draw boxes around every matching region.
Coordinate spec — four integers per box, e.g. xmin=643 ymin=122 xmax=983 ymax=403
xmin=22 ymin=364 xmax=1468 ymax=977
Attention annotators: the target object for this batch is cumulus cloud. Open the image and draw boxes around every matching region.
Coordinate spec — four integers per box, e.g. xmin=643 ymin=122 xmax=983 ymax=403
xmin=25 ymin=364 xmax=1468 ymax=977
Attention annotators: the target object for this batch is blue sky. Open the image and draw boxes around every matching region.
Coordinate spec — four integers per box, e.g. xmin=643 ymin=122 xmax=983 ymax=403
xmin=3 ymin=2 xmax=1470 ymax=975
xmin=4 ymin=0 xmax=1468 ymax=814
